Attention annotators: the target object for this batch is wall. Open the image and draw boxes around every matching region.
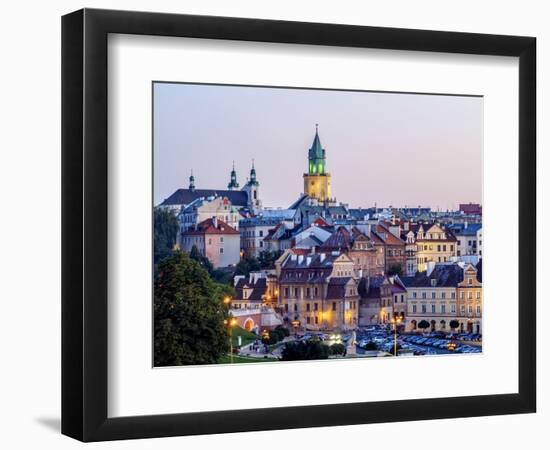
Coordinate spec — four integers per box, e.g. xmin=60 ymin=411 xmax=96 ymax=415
xmin=0 ymin=0 xmax=546 ymax=449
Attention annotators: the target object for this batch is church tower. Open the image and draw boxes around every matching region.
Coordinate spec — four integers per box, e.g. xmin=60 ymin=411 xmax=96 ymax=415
xmin=303 ymin=125 xmax=331 ymax=202
xmin=227 ymin=161 xmax=240 ymax=190
xmin=243 ymin=160 xmax=262 ymax=212
xmin=188 ymin=169 xmax=195 ymax=192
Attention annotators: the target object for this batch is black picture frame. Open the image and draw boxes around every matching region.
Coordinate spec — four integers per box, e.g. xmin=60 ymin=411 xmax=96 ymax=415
xmin=62 ymin=8 xmax=536 ymax=442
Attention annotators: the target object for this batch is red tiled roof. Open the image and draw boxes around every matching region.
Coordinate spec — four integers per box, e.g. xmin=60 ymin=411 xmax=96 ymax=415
xmin=182 ymin=218 xmax=239 ymax=236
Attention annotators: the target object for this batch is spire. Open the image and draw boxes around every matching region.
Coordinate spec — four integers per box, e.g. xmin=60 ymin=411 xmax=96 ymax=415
xmin=189 ymin=169 xmax=195 ymax=191
xmin=308 ymin=124 xmax=326 ymax=175
xmin=248 ymin=158 xmax=258 ymax=186
xmin=227 ymin=161 xmax=240 ymax=190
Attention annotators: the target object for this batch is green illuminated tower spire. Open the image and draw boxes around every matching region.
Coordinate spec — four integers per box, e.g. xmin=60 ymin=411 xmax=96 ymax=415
xmin=308 ymin=124 xmax=326 ymax=175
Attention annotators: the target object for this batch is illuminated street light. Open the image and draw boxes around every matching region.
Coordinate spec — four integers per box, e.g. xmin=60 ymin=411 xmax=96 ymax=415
xmin=226 ymin=316 xmax=238 ymax=363
xmin=223 ymin=296 xmax=231 ymax=305
xmin=389 ymin=316 xmax=402 ymax=356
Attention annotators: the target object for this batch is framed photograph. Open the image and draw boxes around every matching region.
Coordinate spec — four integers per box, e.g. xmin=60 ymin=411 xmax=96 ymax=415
xmin=62 ymin=8 xmax=536 ymax=442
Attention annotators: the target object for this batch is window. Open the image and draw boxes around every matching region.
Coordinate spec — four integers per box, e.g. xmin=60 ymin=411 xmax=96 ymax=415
xmin=437 ymin=245 xmax=441 ymax=252
xmin=431 ymin=304 xmax=436 ymax=313
xmin=476 ymin=305 xmax=481 ymax=314
xmin=441 ymin=292 xmax=446 ymax=299
xmin=294 ymin=304 xmax=298 ymax=312
xmin=412 ymin=304 xmax=417 ymax=313
xmin=432 ymin=292 xmax=436 ymax=299
xmin=314 ymin=303 xmax=318 ymax=311
xmin=441 ymin=304 xmax=446 ymax=314
xmin=468 ymin=305 xmax=473 ymax=313
xmin=461 ymin=292 xmax=465 ymax=299
xmin=306 ymin=317 xmax=311 ymax=324
xmin=451 ymin=292 xmax=456 ymax=299
xmin=421 ymin=304 xmax=427 ymax=313
xmin=451 ymin=245 xmax=454 ymax=252
xmin=468 ymin=292 xmax=473 ymax=299
xmin=306 ymin=287 xmax=310 ymax=297
xmin=468 ymin=277 xmax=473 ymax=285
xmin=413 ymin=292 xmax=417 ymax=299
xmin=284 ymin=288 xmax=289 ymax=298
xmin=461 ymin=305 xmax=465 ymax=314
xmin=314 ymin=287 xmax=318 ymax=296
xmin=451 ymin=304 xmax=456 ymax=313
xmin=401 ymin=295 xmax=404 ymax=303
xmin=332 ymin=302 xmax=336 ymax=311
xmin=477 ymin=291 xmax=481 ymax=299
xmin=294 ymin=288 xmax=299 ymax=297
xmin=314 ymin=316 xmax=319 ymax=324
xmin=422 ymin=292 xmax=427 ymax=299
xmin=443 ymin=245 xmax=447 ymax=252
xmin=306 ymin=303 xmax=310 ymax=312
xmin=259 ymin=230 xmax=263 ymax=237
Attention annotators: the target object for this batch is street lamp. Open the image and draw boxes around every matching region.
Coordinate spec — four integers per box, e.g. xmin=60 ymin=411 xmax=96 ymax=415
xmin=224 ymin=317 xmax=238 ymax=363
xmin=389 ymin=316 xmax=402 ymax=356
xmin=223 ymin=296 xmax=231 ymax=306
xmin=291 ymin=319 xmax=300 ymax=338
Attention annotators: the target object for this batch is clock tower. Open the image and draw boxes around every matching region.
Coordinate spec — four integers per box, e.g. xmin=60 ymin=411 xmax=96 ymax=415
xmin=303 ymin=125 xmax=331 ymax=202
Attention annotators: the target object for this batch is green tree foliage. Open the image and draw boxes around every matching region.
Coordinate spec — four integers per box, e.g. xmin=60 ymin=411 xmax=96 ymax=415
xmin=418 ymin=320 xmax=430 ymax=331
xmin=363 ymin=341 xmax=378 ymax=351
xmin=154 ymin=251 xmax=230 ymax=366
xmin=154 ymin=207 xmax=179 ymax=264
xmin=281 ymin=339 xmax=330 ymax=361
xmin=234 ymin=254 xmax=261 ymax=277
xmin=189 ymin=244 xmax=214 ymax=272
xmin=189 ymin=245 xmax=235 ymax=285
xmin=329 ymin=343 xmax=346 ymax=356
xmin=449 ymin=319 xmax=460 ymax=331
xmin=265 ymin=325 xmax=290 ymax=345
xmin=387 ymin=264 xmax=403 ymax=277
xmin=258 ymin=250 xmax=282 ymax=269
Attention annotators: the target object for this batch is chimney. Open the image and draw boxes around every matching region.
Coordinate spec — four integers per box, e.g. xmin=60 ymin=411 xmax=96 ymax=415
xmin=212 ymin=216 xmax=218 ymax=228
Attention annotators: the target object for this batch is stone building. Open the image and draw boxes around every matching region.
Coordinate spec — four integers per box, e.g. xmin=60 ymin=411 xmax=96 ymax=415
xmin=456 ymin=263 xmax=482 ymax=334
xmin=179 ymin=217 xmax=240 ymax=268
xmin=278 ymin=251 xmax=359 ymax=331
xmin=371 ymin=223 xmax=406 ymax=275
xmin=414 ymin=223 xmax=458 ymax=272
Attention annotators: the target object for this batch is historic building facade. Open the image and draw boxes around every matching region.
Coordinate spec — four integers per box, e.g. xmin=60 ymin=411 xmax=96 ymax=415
xmin=278 ymin=252 xmax=359 ymax=331
xmin=179 ymin=217 xmax=240 ymax=268
xmin=415 ymin=223 xmax=458 ymax=272
xmin=456 ymin=263 xmax=483 ymax=334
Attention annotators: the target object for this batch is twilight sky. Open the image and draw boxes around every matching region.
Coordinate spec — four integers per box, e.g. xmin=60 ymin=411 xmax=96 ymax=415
xmin=154 ymin=82 xmax=482 ymax=210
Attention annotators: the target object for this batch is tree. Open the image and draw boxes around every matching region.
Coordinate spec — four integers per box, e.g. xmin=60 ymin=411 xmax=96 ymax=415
xmin=234 ymin=254 xmax=261 ymax=277
xmin=363 ymin=341 xmax=378 ymax=351
xmin=258 ymin=250 xmax=282 ymax=269
xmin=154 ymin=251 xmax=230 ymax=366
xmin=154 ymin=207 xmax=179 ymax=264
xmin=281 ymin=339 xmax=330 ymax=361
xmin=387 ymin=264 xmax=403 ymax=277
xmin=418 ymin=320 xmax=430 ymax=332
xmin=189 ymin=244 xmax=214 ymax=273
xmin=449 ymin=319 xmax=460 ymax=331
xmin=329 ymin=343 xmax=346 ymax=356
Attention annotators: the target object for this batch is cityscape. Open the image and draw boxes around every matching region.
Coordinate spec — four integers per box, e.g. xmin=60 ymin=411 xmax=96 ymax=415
xmin=153 ymin=84 xmax=482 ymax=366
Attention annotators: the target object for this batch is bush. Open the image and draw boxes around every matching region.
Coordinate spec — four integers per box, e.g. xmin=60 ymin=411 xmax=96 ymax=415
xmin=418 ymin=320 xmax=430 ymax=331
xmin=364 ymin=341 xmax=378 ymax=351
xmin=281 ymin=340 xmax=330 ymax=361
xmin=449 ymin=319 xmax=460 ymax=330
xmin=329 ymin=343 xmax=346 ymax=356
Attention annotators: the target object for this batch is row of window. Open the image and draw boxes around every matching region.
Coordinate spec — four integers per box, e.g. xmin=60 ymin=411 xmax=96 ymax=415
xmin=410 ymin=303 xmax=481 ymax=314
xmin=419 ymin=244 xmax=455 ymax=252
xmin=411 ymin=291 xmax=481 ymax=300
